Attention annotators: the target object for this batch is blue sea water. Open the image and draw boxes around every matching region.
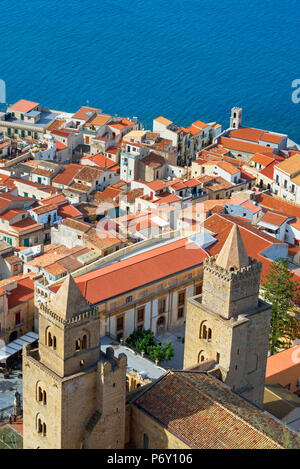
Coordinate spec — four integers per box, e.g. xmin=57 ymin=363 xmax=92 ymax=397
xmin=1 ymin=0 xmax=300 ymax=140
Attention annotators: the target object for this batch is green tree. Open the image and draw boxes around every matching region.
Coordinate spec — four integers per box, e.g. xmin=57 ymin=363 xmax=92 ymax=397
xmin=147 ymin=342 xmax=174 ymax=363
xmin=126 ymin=329 xmax=156 ymax=351
xmin=126 ymin=329 xmax=174 ymax=363
xmin=262 ymin=257 xmax=299 ymax=355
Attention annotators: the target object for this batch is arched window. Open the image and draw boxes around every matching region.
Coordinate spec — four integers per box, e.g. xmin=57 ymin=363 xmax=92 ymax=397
xmin=43 ymin=391 xmax=47 ymax=405
xmin=143 ymin=433 xmax=149 ymax=449
xmin=198 ymin=350 xmax=206 ymax=363
xmin=202 ymin=325 xmax=207 ymax=339
xmin=208 ymin=328 xmax=212 ymax=341
xmin=53 ymin=336 xmax=57 ymax=350
xmin=43 ymin=423 xmax=47 ymax=437
xmin=38 ymin=387 xmax=43 ymax=402
xmin=75 ymin=339 xmax=81 ymax=352
xmin=37 ymin=418 xmax=42 ymax=433
xmin=48 ymin=332 xmax=52 ymax=347
xmin=82 ymin=335 xmax=87 ymax=349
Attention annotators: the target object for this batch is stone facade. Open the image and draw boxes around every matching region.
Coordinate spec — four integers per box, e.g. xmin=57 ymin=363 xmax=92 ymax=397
xmin=128 ymin=405 xmax=189 ymax=449
xmin=183 ymin=225 xmax=271 ymax=407
xmin=23 ymin=274 xmax=127 ymax=449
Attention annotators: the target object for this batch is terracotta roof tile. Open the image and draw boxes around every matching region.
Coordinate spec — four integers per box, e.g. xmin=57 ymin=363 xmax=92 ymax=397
xmin=219 ymin=137 xmax=275 ymax=155
xmin=133 ymin=371 xmax=292 ymax=449
xmin=7 ymin=276 xmax=34 ymax=309
xmin=255 ymin=193 xmax=300 ymax=219
xmin=50 ymin=238 xmax=208 ymax=304
xmin=52 ymin=164 xmax=82 ymax=186
xmin=9 ymin=99 xmax=39 ymax=113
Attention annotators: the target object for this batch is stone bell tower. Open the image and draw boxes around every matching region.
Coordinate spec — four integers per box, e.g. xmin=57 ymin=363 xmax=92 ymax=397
xmin=230 ymin=107 xmax=242 ymax=129
xmin=23 ymin=274 xmax=127 ymax=449
xmin=184 ymin=224 xmax=271 ymax=407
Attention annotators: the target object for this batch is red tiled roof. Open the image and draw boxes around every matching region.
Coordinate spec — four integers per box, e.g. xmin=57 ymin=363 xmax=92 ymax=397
xmin=219 ymin=137 xmax=275 ymax=155
xmin=227 ymin=127 xmax=284 ymax=145
xmin=133 ymin=371 xmax=289 ymax=449
xmin=255 ymin=193 xmax=300 ymax=219
xmin=216 ymin=160 xmax=240 ymax=175
xmin=259 ymin=161 xmax=277 ymax=180
xmin=7 ymin=276 xmax=34 ymax=309
xmin=51 ymin=129 xmax=71 ymax=138
xmin=0 ymin=209 xmax=26 ymax=221
xmin=40 ymin=194 xmax=68 ymax=206
xmin=52 ymin=164 xmax=82 ymax=186
xmin=260 ymin=132 xmax=284 ymax=144
xmin=9 ymin=99 xmax=39 ymax=113
xmin=10 ymin=217 xmax=42 ymax=233
xmin=72 ymin=106 xmax=99 ymax=121
xmin=56 ymin=141 xmax=68 ymax=151
xmin=95 ymin=186 xmax=123 ymax=201
xmin=154 ymin=192 xmax=182 ymax=205
xmin=57 ymin=203 xmax=82 ymax=219
xmin=288 ymin=218 xmax=300 ymax=232
xmin=81 ymin=153 xmax=116 ymax=170
xmin=259 ymin=211 xmax=290 ymax=227
xmin=250 ymin=153 xmax=275 ymax=167
xmin=50 ymin=238 xmax=208 ymax=304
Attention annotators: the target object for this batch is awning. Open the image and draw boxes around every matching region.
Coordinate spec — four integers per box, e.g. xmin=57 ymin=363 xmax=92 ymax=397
xmin=0 ymin=331 xmax=38 ymax=363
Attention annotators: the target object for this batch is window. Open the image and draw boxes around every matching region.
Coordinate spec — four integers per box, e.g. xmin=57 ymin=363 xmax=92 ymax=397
xmin=177 ymin=307 xmax=184 ymax=319
xmin=38 ymin=418 xmax=43 ymax=434
xmin=137 ymin=307 xmax=144 ymax=323
xmin=48 ymin=332 xmax=52 ymax=347
xmin=38 ymin=387 xmax=43 ymax=402
xmin=216 ymin=353 xmax=220 ymax=364
xmin=15 ymin=312 xmax=21 ymax=326
xmin=75 ymin=339 xmax=81 ymax=351
xmin=158 ymin=298 xmax=166 ymax=314
xmin=208 ymin=328 xmax=212 ymax=341
xmin=194 ymin=283 xmax=202 ymax=296
xmin=82 ymin=335 xmax=87 ymax=349
xmin=126 ymin=295 xmax=132 ymax=304
xmin=116 ymin=316 xmax=124 ymax=331
xmin=284 ymin=180 xmax=287 ymax=189
xmin=178 ymin=291 xmax=185 ymax=306
xmin=53 ymin=336 xmax=56 ymax=350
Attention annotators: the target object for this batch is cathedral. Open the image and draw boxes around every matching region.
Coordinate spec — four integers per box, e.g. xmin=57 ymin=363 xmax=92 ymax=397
xmin=22 ymin=225 xmax=297 ymax=449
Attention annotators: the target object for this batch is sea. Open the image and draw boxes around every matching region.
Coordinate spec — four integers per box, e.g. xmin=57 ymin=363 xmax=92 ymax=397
xmin=1 ymin=0 xmax=300 ymax=140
